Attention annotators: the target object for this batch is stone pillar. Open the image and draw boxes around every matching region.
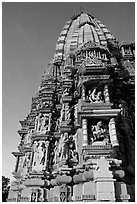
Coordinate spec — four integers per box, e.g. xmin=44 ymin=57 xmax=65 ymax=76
xmin=82 ymin=181 xmax=96 ymax=201
xmin=86 ymin=50 xmax=88 ymax=59
xmin=109 ymin=118 xmax=119 ymax=147
xmin=115 ymin=182 xmax=130 ymax=202
xmin=15 ymin=156 xmax=19 ymax=172
xmin=29 ymin=151 xmax=34 ymax=171
xmin=44 ymin=141 xmax=50 ymax=168
xmin=82 ymin=86 xmax=86 ymax=101
xmin=103 ymin=84 xmax=110 ymax=103
xmin=121 ymin=46 xmax=125 ymax=56
xmin=94 ymin=157 xmax=116 ymax=202
xmin=82 ymin=119 xmax=88 ymax=146
xmin=72 ymin=183 xmax=83 ymax=201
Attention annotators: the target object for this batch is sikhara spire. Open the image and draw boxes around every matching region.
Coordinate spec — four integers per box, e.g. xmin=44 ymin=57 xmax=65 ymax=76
xmin=55 ymin=12 xmax=115 ymax=60
xmin=8 ymin=11 xmax=135 ymax=202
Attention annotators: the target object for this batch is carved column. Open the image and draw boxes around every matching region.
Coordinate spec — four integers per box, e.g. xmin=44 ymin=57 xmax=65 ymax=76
xmin=128 ymin=46 xmax=132 ymax=54
xmin=29 ymin=150 xmax=35 ymax=172
xmin=82 ymin=119 xmax=88 ymax=146
xmin=109 ymin=118 xmax=119 ymax=147
xmin=104 ymin=84 xmax=110 ymax=103
xmin=15 ymin=156 xmax=19 ymax=172
xmin=82 ymin=86 xmax=86 ymax=101
xmin=44 ymin=141 xmax=50 ymax=168
xmin=121 ymin=47 xmax=125 ymax=56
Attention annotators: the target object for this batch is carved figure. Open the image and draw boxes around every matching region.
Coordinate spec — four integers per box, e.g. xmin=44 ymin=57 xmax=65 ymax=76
xmin=119 ymin=100 xmax=128 ymax=119
xmin=88 ymin=89 xmax=103 ymax=103
xmin=69 ymin=149 xmax=78 ymax=162
xmin=65 ymin=103 xmax=71 ymax=120
xmin=91 ymin=121 xmax=107 ymax=142
xmin=72 ymin=132 xmax=78 ymax=152
xmin=88 ymin=89 xmax=97 ymax=102
xmin=38 ymin=142 xmax=47 ymax=170
xmin=35 ymin=113 xmax=43 ymax=132
xmin=40 ymin=114 xmax=49 ymax=133
xmin=22 ymin=152 xmax=31 ymax=174
xmin=24 ymin=130 xmax=32 ymax=146
xmin=55 ymin=118 xmax=60 ymax=131
xmin=38 ymin=113 xmax=52 ymax=134
xmin=23 ymin=152 xmax=31 ymax=168
xmin=53 ymin=141 xmax=59 ymax=164
xmin=68 ymin=133 xmax=78 ymax=162
xmin=63 ymin=88 xmax=69 ymax=96
xmin=60 ymin=104 xmax=65 ymax=123
xmin=59 ymin=133 xmax=69 ymax=160
xmin=96 ymin=91 xmax=103 ymax=102
xmin=32 ymin=141 xmax=39 ymax=170
xmin=32 ymin=141 xmax=47 ymax=171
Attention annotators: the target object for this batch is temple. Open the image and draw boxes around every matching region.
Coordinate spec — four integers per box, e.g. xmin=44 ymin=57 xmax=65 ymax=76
xmin=7 ymin=12 xmax=135 ymax=202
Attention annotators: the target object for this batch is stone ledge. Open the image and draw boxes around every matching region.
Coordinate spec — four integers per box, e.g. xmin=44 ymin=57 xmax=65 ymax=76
xmin=24 ymin=178 xmax=44 ymax=187
xmin=31 ymin=134 xmax=50 ymax=141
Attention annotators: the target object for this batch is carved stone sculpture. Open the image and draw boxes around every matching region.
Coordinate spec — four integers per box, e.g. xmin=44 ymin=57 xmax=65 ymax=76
xmin=63 ymin=88 xmax=69 ymax=96
xmin=90 ymin=121 xmax=108 ymax=143
xmin=65 ymin=103 xmax=71 ymax=120
xmin=24 ymin=130 xmax=32 ymax=146
xmin=53 ymin=141 xmax=59 ymax=165
xmin=32 ymin=141 xmax=48 ymax=172
xmin=88 ymin=89 xmax=103 ymax=103
xmin=59 ymin=133 xmax=69 ymax=161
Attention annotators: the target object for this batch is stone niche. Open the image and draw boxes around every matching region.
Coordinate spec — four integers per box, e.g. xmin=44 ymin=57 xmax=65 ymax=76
xmin=87 ymin=119 xmax=110 ymax=146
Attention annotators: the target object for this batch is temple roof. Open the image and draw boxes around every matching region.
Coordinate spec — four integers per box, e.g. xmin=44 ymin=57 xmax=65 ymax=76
xmin=54 ymin=12 xmax=115 ymax=60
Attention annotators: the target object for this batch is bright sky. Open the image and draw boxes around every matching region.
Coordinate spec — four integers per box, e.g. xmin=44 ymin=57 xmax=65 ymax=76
xmin=2 ymin=2 xmax=135 ymax=182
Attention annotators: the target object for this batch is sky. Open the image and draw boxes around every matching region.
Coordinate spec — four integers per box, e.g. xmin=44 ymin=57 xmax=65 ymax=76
xmin=2 ymin=2 xmax=135 ymax=182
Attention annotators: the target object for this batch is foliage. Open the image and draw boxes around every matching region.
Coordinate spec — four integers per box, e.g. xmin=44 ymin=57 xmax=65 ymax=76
xmin=2 ymin=175 xmax=10 ymax=202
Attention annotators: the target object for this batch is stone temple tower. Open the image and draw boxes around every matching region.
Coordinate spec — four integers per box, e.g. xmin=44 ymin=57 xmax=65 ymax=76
xmin=7 ymin=12 xmax=135 ymax=202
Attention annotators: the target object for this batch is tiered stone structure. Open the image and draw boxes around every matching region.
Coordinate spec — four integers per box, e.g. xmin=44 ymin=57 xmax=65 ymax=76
xmin=7 ymin=12 xmax=135 ymax=202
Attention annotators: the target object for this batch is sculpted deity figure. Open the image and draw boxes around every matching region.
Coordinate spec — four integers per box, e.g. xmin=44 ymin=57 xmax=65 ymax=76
xmin=60 ymin=104 xmax=65 ymax=123
xmin=34 ymin=113 xmax=43 ymax=132
xmin=38 ymin=141 xmax=47 ymax=171
xmin=53 ymin=141 xmax=59 ymax=165
xmin=24 ymin=130 xmax=32 ymax=146
xmin=55 ymin=118 xmax=60 ymax=131
xmin=38 ymin=113 xmax=52 ymax=134
xmin=88 ymin=89 xmax=103 ymax=103
xmin=91 ymin=121 xmax=107 ymax=143
xmin=22 ymin=152 xmax=31 ymax=174
xmin=40 ymin=114 xmax=48 ymax=133
xmin=72 ymin=132 xmax=78 ymax=152
xmin=32 ymin=141 xmax=39 ymax=170
xmin=68 ymin=133 xmax=79 ymax=162
xmin=32 ymin=141 xmax=47 ymax=172
xmin=59 ymin=133 xmax=69 ymax=160
xmin=96 ymin=91 xmax=103 ymax=102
